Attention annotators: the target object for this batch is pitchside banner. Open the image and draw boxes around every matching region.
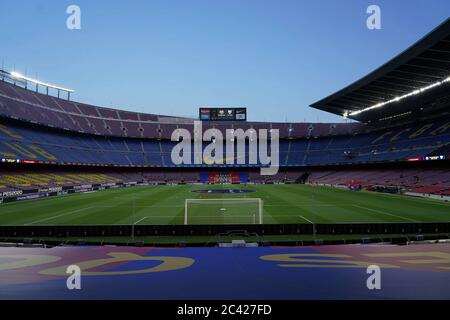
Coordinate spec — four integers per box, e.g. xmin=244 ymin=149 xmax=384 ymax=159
xmin=0 ymin=183 xmax=142 ymax=203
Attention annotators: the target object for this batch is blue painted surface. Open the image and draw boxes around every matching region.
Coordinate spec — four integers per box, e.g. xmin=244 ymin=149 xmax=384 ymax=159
xmin=0 ymin=244 xmax=449 ymax=300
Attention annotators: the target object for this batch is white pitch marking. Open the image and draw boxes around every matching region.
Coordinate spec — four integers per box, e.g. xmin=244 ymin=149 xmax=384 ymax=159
xmin=134 ymin=216 xmax=148 ymax=225
xmin=298 ymin=215 xmax=315 ymax=225
xmin=24 ymin=207 xmax=95 ymax=226
xmin=352 ymin=204 xmax=420 ymax=222
xmin=265 ymin=204 xmax=338 ymax=207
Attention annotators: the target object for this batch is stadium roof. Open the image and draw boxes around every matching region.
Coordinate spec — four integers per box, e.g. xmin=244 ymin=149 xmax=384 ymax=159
xmin=311 ymin=18 xmax=450 ymax=123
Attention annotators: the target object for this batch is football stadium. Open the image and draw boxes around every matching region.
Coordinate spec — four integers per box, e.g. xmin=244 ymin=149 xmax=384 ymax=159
xmin=1 ymin=19 xmax=449 ymax=245
xmin=0 ymin=3 xmax=449 ymax=303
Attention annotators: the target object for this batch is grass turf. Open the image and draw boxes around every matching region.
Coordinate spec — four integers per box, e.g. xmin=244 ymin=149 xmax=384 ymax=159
xmin=0 ymin=184 xmax=449 ymax=226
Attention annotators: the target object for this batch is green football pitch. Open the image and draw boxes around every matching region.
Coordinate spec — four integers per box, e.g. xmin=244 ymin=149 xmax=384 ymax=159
xmin=0 ymin=184 xmax=449 ymax=226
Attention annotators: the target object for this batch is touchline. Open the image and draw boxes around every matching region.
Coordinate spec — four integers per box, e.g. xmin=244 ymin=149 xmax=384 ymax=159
xmin=171 ymin=121 xmax=279 ymax=175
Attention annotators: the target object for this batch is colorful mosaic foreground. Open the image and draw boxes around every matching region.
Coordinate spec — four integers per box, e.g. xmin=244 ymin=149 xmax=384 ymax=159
xmin=1 ymin=244 xmax=449 ymax=300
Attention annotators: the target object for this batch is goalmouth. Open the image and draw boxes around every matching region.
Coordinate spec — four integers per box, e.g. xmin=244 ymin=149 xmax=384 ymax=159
xmin=185 ymin=198 xmax=263 ymax=225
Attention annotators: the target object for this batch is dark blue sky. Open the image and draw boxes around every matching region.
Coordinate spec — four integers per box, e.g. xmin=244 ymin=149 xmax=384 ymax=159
xmin=1 ymin=0 xmax=449 ymax=122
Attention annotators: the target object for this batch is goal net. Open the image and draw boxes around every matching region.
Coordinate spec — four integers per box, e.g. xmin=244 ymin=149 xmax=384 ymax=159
xmin=185 ymin=198 xmax=263 ymax=225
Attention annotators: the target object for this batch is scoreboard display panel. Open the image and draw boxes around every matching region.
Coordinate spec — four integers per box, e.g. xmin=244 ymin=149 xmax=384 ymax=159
xmin=199 ymin=107 xmax=247 ymax=121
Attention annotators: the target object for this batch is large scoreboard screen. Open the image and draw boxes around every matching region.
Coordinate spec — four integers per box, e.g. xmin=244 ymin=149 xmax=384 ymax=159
xmin=199 ymin=107 xmax=247 ymax=121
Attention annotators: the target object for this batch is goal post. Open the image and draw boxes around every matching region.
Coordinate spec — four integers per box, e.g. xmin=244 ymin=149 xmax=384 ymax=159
xmin=185 ymin=198 xmax=263 ymax=225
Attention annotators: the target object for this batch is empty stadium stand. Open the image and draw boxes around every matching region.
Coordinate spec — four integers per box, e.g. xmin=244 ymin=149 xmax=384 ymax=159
xmin=2 ymin=166 xmax=449 ymax=197
xmin=0 ymin=115 xmax=447 ymax=167
xmin=0 ymin=172 xmax=123 ymax=192
xmin=0 ymin=78 xmax=362 ymax=139
xmin=306 ymin=167 xmax=450 ymax=194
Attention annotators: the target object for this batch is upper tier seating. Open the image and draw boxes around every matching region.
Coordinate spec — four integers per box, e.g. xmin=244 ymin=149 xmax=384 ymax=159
xmin=0 ymin=79 xmax=361 ymax=139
